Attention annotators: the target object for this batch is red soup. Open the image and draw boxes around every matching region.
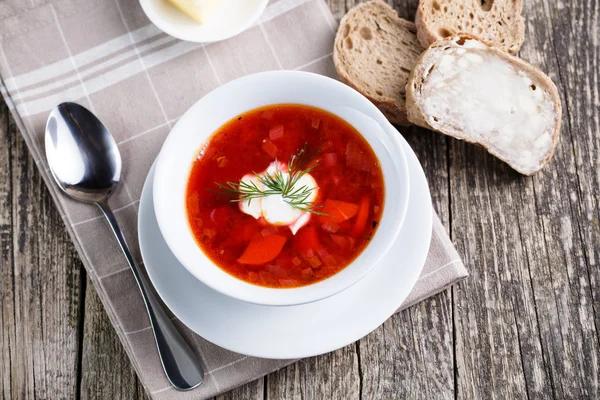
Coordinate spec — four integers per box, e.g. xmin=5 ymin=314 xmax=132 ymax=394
xmin=185 ymin=104 xmax=384 ymax=288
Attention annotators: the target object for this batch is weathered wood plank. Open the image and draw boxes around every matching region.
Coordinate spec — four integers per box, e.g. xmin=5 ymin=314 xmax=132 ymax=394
xmin=266 ymin=346 xmax=360 ymax=400
xmin=451 ymin=1 xmax=600 ymax=399
xmin=0 ymin=105 xmax=84 ymax=399
xmin=79 ymin=277 xmax=144 ymax=400
xmin=215 ymin=378 xmax=264 ymax=400
xmin=0 ymin=92 xmax=16 ymax=400
xmin=522 ymin=0 xmax=600 ymax=397
xmin=356 ymin=127 xmax=454 ymax=399
xmin=450 ymin=142 xmax=550 ymax=399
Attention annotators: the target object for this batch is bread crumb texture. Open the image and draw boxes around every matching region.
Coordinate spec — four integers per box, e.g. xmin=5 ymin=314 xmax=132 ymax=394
xmin=416 ymin=0 xmax=525 ymax=54
xmin=333 ymin=0 xmax=422 ymax=125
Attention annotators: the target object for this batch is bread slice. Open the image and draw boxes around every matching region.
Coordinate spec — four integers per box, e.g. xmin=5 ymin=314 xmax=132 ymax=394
xmin=333 ymin=0 xmax=423 ymax=126
xmin=415 ymin=0 xmax=525 ymax=54
xmin=406 ymin=35 xmax=561 ymax=175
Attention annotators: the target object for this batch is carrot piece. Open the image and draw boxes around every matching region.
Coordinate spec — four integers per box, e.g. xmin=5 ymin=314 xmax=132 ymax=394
xmin=294 ymin=226 xmax=320 ymax=256
xmin=351 ymin=196 xmax=370 ymax=236
xmin=319 ymin=199 xmax=359 ymax=224
xmin=237 ymin=233 xmax=287 ymax=265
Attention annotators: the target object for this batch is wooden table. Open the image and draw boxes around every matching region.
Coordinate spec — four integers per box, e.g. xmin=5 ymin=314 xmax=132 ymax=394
xmin=1 ymin=0 xmax=598 ymax=398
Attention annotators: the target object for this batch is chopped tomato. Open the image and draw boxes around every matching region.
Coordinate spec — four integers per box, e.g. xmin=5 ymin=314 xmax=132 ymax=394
xmin=294 ymin=226 xmax=320 ymax=257
xmin=319 ymin=200 xmax=359 ymax=224
xmin=237 ymin=234 xmax=287 ymax=265
xmin=351 ymin=195 xmax=370 ymax=236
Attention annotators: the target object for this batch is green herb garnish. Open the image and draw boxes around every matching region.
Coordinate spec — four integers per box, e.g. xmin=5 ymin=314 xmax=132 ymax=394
xmin=215 ymin=144 xmax=327 ymax=215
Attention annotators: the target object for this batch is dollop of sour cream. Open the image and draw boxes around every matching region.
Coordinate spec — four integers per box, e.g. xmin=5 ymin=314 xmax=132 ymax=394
xmin=239 ymin=161 xmax=318 ymax=235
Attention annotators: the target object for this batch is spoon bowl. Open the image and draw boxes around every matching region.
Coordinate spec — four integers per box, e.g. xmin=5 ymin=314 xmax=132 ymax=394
xmin=45 ymin=103 xmax=121 ymax=203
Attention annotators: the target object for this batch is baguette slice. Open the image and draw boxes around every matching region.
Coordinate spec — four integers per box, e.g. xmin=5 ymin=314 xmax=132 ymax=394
xmin=333 ymin=0 xmax=422 ymax=126
xmin=406 ymin=35 xmax=561 ymax=175
xmin=415 ymin=0 xmax=525 ymax=54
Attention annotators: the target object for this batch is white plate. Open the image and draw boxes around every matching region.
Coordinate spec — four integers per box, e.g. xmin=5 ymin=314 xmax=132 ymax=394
xmin=138 ymin=124 xmax=432 ymax=359
xmin=140 ymin=0 xmax=268 ymax=43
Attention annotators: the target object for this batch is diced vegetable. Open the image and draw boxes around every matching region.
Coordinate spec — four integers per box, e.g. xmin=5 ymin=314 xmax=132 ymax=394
xmin=267 ymin=264 xmax=288 ymax=278
xmin=308 ymin=256 xmax=322 ymax=268
xmin=259 ymin=271 xmax=276 ymax=286
xmin=294 ymin=226 xmax=320 ymax=256
xmin=187 ymin=192 xmax=201 ymax=214
xmin=316 ymin=246 xmax=330 ymax=258
xmin=260 ymin=109 xmax=274 ymax=119
xmin=319 ymin=199 xmax=359 ymax=224
xmin=323 ymin=152 xmax=337 ymax=167
xmin=262 ymin=139 xmax=278 ymax=158
xmin=351 ymin=195 xmax=370 ymax=235
xmin=346 ymin=141 xmax=371 ymax=171
xmin=321 ymin=222 xmax=340 ymax=233
xmin=301 ymin=268 xmax=313 ymax=278
xmin=279 ymin=279 xmax=299 ymax=287
xmin=292 ymin=256 xmax=302 ymax=266
xmin=216 ymin=155 xmax=228 ymax=168
xmin=248 ymin=271 xmax=259 ymax=283
xmin=330 ymin=234 xmax=356 ymax=251
xmin=269 ymin=125 xmax=284 ymax=140
xmin=203 ymin=228 xmax=216 ymax=238
xmin=374 ymin=205 xmax=380 ymax=214
xmin=323 ymin=254 xmax=337 ymax=267
xmin=311 ymin=118 xmax=320 ymax=129
xmin=238 ymin=234 xmax=287 ymax=265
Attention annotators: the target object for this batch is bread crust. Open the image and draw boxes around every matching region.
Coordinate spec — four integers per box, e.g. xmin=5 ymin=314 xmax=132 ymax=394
xmin=406 ymin=35 xmax=562 ymax=175
xmin=333 ymin=0 xmax=421 ymax=126
xmin=415 ymin=0 xmax=525 ymax=54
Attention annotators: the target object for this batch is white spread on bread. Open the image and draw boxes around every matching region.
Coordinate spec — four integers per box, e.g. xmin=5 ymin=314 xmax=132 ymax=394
xmin=419 ymin=40 xmax=556 ymax=173
xmin=238 ymin=162 xmax=318 ymax=235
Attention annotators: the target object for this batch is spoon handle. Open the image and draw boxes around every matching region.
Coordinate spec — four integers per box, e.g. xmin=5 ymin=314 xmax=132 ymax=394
xmin=97 ymin=201 xmax=204 ymax=391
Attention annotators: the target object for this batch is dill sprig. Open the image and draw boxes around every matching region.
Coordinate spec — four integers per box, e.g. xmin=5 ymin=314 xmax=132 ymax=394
xmin=215 ymin=144 xmax=327 ymax=215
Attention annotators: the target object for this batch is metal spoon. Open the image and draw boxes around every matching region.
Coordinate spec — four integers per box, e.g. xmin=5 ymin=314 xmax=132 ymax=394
xmin=45 ymin=102 xmax=204 ymax=391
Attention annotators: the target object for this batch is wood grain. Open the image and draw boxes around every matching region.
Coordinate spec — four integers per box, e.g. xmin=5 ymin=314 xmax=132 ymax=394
xmin=79 ymin=277 xmax=143 ymax=400
xmin=0 ymin=108 xmax=84 ymax=399
xmin=1 ymin=0 xmax=599 ymax=399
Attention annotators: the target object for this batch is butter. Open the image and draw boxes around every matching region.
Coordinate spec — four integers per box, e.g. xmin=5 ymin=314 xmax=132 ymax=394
xmin=166 ymin=0 xmax=224 ymax=24
xmin=421 ymin=46 xmax=556 ymax=173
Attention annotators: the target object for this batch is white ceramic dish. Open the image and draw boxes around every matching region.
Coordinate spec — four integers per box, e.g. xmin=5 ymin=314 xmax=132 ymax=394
xmin=139 ymin=125 xmax=432 ymax=359
xmin=153 ymin=71 xmax=411 ymax=306
xmin=140 ymin=0 xmax=268 ymax=43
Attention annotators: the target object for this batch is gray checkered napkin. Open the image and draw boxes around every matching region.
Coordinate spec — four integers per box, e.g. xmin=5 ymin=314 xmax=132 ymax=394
xmin=0 ymin=0 xmax=467 ymax=398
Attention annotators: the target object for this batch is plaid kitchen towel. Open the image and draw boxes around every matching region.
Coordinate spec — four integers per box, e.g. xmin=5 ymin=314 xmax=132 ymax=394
xmin=0 ymin=0 xmax=467 ymax=398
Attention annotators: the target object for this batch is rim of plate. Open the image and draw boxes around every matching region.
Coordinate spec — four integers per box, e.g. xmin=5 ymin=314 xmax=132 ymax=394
xmin=140 ymin=0 xmax=269 ymax=43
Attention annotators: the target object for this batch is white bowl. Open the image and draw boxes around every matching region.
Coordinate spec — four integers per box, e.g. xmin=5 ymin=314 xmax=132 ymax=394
xmin=140 ymin=0 xmax=268 ymax=43
xmin=153 ymin=71 xmax=410 ymax=306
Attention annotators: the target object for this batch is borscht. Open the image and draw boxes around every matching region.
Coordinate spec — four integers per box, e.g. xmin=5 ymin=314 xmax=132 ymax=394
xmin=185 ymin=104 xmax=384 ymax=288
